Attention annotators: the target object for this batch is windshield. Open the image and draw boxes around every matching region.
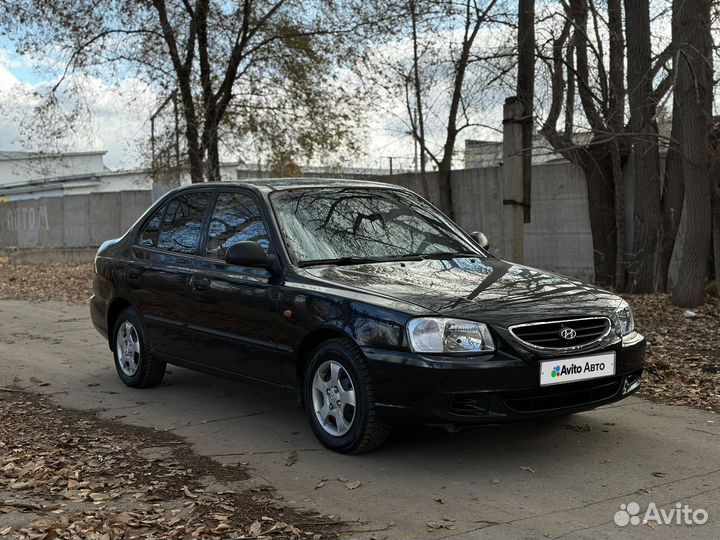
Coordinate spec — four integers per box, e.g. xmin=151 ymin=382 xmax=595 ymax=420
xmin=269 ymin=187 xmax=482 ymax=265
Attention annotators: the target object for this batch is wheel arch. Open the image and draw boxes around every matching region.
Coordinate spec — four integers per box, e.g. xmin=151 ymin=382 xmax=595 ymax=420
xmin=106 ymin=297 xmax=132 ymax=350
xmin=295 ymin=326 xmax=358 ymax=406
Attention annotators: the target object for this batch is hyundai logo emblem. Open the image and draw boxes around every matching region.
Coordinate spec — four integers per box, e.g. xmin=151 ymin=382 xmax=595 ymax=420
xmin=560 ymin=327 xmax=577 ymax=340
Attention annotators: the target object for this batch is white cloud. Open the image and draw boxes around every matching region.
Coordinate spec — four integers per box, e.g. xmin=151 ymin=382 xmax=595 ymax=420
xmin=0 ymin=48 xmax=157 ymax=170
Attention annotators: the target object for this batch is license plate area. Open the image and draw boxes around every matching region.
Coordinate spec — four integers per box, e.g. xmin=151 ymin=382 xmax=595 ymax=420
xmin=539 ymin=352 xmax=616 ymax=386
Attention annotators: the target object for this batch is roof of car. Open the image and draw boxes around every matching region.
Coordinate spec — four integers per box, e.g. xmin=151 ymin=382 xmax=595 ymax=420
xmin=182 ymin=177 xmax=406 ymax=193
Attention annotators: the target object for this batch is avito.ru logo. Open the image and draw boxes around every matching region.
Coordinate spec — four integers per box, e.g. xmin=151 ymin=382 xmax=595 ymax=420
xmin=614 ymin=501 xmax=709 ymax=527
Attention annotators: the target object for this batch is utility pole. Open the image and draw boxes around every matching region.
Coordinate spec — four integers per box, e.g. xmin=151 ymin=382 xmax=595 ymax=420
xmin=502 ymin=97 xmax=525 ymax=263
xmin=517 ymin=0 xmax=534 ymax=223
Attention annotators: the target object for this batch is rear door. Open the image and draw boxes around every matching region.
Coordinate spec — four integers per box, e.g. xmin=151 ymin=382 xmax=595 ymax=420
xmin=127 ymin=190 xmax=212 ymax=360
xmin=185 ymin=190 xmax=289 ymax=385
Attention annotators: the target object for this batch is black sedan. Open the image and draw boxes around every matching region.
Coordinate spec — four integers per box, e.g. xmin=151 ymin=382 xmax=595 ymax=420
xmin=91 ymin=178 xmax=645 ymax=453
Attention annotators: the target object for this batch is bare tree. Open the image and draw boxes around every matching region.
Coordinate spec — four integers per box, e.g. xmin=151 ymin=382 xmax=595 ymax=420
xmin=365 ymin=0 xmax=516 ymax=219
xmin=672 ymin=0 xmax=714 ymax=306
xmin=538 ymin=0 xmax=673 ymax=288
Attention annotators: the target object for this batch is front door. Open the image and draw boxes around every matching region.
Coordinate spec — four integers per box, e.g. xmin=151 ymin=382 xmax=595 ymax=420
xmin=186 ymin=190 xmax=288 ymax=385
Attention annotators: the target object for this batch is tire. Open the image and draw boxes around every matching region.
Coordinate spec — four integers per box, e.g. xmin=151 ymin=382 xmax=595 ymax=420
xmin=303 ymin=338 xmax=390 ymax=454
xmin=112 ymin=307 xmax=166 ymax=388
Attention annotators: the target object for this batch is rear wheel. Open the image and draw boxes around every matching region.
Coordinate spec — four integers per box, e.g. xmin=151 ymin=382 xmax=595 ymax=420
xmin=304 ymin=338 xmax=390 ymax=453
xmin=112 ymin=308 xmax=166 ymax=388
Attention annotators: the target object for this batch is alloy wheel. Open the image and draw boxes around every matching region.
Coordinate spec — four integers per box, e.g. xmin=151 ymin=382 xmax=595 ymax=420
xmin=116 ymin=321 xmax=141 ymax=377
xmin=311 ymin=360 xmax=357 ymax=436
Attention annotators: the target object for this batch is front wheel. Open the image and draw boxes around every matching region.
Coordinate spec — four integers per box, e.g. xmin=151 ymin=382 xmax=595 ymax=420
xmin=304 ymin=338 xmax=390 ymax=453
xmin=112 ymin=307 xmax=166 ymax=388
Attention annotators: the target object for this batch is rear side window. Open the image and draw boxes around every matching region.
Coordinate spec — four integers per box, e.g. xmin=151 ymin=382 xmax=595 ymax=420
xmin=157 ymin=192 xmax=211 ymax=254
xmin=139 ymin=209 xmax=163 ymax=248
xmin=205 ymin=192 xmax=270 ymax=259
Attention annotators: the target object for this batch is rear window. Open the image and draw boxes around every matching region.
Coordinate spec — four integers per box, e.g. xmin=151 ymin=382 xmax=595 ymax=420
xmin=157 ymin=192 xmax=211 ymax=254
xmin=138 ymin=209 xmax=163 ymax=248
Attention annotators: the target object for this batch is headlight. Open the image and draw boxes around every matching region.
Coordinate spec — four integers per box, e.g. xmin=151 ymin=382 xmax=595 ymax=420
xmin=614 ymin=300 xmax=635 ymax=336
xmin=406 ymin=317 xmax=495 ymax=354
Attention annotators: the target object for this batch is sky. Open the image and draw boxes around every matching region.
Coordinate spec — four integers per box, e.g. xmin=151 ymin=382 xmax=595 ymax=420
xmin=0 ymin=41 xmax=160 ymax=170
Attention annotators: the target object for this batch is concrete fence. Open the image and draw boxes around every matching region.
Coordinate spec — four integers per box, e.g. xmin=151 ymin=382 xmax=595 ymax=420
xmin=0 ymin=166 xmax=610 ymax=282
xmin=0 ymin=191 xmax=151 ymax=250
xmin=0 ymin=167 xmax=686 ymax=285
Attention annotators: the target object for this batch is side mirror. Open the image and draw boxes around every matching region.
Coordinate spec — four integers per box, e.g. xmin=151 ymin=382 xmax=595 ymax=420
xmin=225 ymin=241 xmax=279 ymax=272
xmin=470 ymin=231 xmax=490 ymax=250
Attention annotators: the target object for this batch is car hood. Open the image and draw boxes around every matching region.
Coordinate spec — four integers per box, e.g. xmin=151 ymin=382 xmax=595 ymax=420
xmin=303 ymin=257 xmax=621 ymax=327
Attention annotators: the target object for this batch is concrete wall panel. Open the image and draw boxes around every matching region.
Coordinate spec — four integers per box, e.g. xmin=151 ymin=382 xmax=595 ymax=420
xmin=0 ymin=190 xmax=150 ymax=250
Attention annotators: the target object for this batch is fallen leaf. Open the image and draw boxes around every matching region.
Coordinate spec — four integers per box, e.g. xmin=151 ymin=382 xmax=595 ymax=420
xmin=314 ymin=480 xmax=327 ymax=489
xmin=182 ymin=485 xmax=197 ymax=498
xmin=520 ymin=466 xmax=535 ymax=474
xmin=249 ymin=520 xmax=262 ymax=537
xmin=345 ymin=480 xmax=361 ymax=490
xmin=285 ymin=451 xmax=298 ymax=467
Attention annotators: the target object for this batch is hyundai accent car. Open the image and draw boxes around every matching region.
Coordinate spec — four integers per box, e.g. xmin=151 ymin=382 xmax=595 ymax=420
xmin=90 ymin=178 xmax=645 ymax=453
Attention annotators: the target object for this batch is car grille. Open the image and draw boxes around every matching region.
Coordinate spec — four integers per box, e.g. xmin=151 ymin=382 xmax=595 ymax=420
xmin=509 ymin=317 xmax=611 ymax=350
xmin=500 ymin=376 xmax=622 ymax=413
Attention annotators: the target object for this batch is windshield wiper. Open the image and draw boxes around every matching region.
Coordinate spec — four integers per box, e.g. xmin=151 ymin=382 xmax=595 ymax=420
xmin=419 ymin=251 xmax=482 ymax=260
xmin=298 ymin=256 xmax=386 ymax=267
xmin=298 ymin=254 xmax=424 ymax=267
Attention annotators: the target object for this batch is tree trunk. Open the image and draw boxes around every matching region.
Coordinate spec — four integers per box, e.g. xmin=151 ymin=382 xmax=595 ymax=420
xmin=624 ymin=0 xmax=662 ymax=292
xmin=180 ymin=95 xmax=204 ymax=183
xmin=610 ymin=141 xmax=625 ymax=289
xmin=206 ymin=134 xmax=221 ymax=182
xmin=583 ymin=144 xmax=617 ymax=287
xmin=713 ymin=174 xmax=720 ymax=280
xmin=672 ymin=0 xmax=713 ymax=307
xmin=658 ymin=120 xmax=684 ymax=291
xmin=437 ymin=159 xmax=454 ymax=219
xmin=608 ymin=0 xmax=625 ymax=288
xmin=409 ymin=0 xmax=427 ymax=192
xmin=657 ymin=2 xmax=685 ymax=292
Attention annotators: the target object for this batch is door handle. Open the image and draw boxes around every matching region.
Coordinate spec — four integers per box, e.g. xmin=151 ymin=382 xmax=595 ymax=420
xmin=191 ymin=276 xmax=210 ymax=291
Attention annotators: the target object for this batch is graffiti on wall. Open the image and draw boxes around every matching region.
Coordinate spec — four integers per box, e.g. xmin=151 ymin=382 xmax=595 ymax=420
xmin=4 ymin=205 xmax=50 ymax=232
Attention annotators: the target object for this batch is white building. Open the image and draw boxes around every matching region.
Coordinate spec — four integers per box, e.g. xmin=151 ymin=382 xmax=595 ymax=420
xmin=0 ymin=150 xmax=239 ymax=201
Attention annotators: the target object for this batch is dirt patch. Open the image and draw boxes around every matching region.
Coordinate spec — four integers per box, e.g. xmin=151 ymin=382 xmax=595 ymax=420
xmin=0 ymin=390 xmax=338 ymax=539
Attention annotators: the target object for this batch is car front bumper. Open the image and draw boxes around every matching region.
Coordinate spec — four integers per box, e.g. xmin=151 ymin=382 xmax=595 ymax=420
xmin=362 ymin=332 xmax=646 ymax=427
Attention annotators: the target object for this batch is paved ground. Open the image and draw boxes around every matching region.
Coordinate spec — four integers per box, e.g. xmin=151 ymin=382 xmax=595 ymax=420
xmin=1 ymin=299 xmax=720 ymax=539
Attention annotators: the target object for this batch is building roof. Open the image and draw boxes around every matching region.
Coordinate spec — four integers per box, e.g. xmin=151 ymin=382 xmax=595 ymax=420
xmin=0 ymin=150 xmax=107 ymax=161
